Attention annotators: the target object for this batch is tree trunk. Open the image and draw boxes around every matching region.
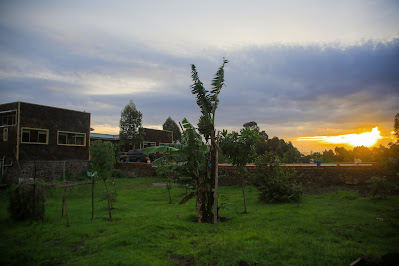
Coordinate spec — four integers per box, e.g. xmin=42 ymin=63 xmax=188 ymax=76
xmin=168 ymin=187 xmax=172 ymax=204
xmin=91 ymin=178 xmax=95 ymax=220
xmin=103 ymin=179 xmax=112 ymax=221
xmin=241 ymin=177 xmax=247 ymax=214
xmin=61 ymin=162 xmax=65 ymax=217
xmin=213 ymin=131 xmax=219 ymax=226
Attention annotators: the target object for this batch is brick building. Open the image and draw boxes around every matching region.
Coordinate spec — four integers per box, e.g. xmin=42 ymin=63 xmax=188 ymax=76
xmin=0 ymin=102 xmax=90 ymax=183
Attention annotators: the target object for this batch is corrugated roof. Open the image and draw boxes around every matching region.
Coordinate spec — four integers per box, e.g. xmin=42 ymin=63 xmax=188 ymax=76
xmin=90 ymin=133 xmax=118 ymax=140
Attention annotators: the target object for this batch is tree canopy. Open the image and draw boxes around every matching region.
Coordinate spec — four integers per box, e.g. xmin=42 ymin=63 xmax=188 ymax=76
xmin=119 ymin=100 xmax=144 ymax=148
xmin=394 ymin=113 xmax=399 ymax=142
xmin=163 ymin=116 xmax=181 ymax=143
xmin=243 ymin=121 xmax=260 ymax=132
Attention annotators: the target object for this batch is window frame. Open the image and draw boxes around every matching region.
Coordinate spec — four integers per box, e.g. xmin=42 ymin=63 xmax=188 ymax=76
xmin=57 ymin=131 xmax=86 ymax=147
xmin=0 ymin=110 xmax=17 ymax=127
xmin=20 ymin=127 xmax=49 ymax=145
xmin=143 ymin=141 xmax=156 ymax=148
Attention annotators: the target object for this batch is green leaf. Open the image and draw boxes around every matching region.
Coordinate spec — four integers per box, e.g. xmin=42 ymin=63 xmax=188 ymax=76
xmin=178 ymin=192 xmax=196 ymax=205
xmin=142 ymin=145 xmax=180 ymax=155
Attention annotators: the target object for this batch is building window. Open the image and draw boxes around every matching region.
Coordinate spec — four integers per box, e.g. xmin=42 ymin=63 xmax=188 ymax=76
xmin=58 ymin=131 xmax=86 ymax=146
xmin=159 ymin=143 xmax=170 ymax=146
xmin=0 ymin=110 xmax=17 ymax=127
xmin=21 ymin=128 xmax=49 ymax=144
xmin=143 ymin=141 xmax=156 ymax=148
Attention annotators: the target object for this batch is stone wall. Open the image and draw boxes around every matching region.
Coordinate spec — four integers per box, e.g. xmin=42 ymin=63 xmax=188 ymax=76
xmin=218 ymin=165 xmax=385 ymax=188
xmin=114 ymin=164 xmax=385 ymax=188
xmin=3 ymin=160 xmax=89 ymax=183
xmin=116 ymin=162 xmax=156 ymax=178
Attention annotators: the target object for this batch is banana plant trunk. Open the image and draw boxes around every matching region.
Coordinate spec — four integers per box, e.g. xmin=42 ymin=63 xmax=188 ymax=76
xmin=197 ymin=135 xmax=216 ymax=223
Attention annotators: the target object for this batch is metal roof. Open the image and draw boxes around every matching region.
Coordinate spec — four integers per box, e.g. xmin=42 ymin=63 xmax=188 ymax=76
xmin=90 ymin=133 xmax=118 ymax=140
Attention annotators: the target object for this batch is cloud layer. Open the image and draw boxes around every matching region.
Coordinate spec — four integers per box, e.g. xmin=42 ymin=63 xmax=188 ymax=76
xmin=1 ymin=1 xmax=398 ymax=152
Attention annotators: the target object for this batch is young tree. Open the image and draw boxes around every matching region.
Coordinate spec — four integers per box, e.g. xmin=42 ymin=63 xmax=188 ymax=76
xmin=220 ymin=128 xmax=259 ymax=213
xmin=90 ymin=140 xmax=116 ymax=221
xmin=119 ymin=100 xmax=144 ymax=149
xmin=163 ymin=116 xmax=182 ymax=143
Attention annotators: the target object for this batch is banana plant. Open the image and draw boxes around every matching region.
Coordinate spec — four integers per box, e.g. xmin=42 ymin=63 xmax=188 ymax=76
xmin=142 ymin=118 xmax=208 ymax=207
xmin=143 ymin=59 xmax=228 ymax=223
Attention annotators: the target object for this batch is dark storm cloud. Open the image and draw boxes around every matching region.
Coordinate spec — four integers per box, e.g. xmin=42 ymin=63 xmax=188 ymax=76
xmin=1 ymin=17 xmax=398 ymax=136
xmin=215 ymin=40 xmax=399 ymax=131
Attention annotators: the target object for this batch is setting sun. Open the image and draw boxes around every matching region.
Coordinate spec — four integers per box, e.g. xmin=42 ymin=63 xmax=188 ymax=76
xmin=296 ymin=127 xmax=383 ymax=147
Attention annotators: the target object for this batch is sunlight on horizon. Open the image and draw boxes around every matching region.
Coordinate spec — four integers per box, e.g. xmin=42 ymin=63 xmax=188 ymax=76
xmin=296 ymin=127 xmax=383 ymax=147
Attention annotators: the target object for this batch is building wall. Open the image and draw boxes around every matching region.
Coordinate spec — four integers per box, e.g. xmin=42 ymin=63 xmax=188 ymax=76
xmin=143 ymin=128 xmax=173 ymax=146
xmin=17 ymin=102 xmax=90 ymax=161
xmin=0 ymin=102 xmax=19 ymax=160
xmin=1 ymin=102 xmax=91 ymax=184
xmin=3 ymin=160 xmax=89 ymax=183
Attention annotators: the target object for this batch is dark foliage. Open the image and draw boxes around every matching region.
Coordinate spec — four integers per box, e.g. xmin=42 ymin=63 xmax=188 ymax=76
xmin=163 ymin=116 xmax=182 ymax=143
xmin=367 ymin=176 xmax=399 ymax=198
xmin=8 ymin=180 xmax=46 ymax=221
xmin=251 ymin=154 xmax=303 ymax=203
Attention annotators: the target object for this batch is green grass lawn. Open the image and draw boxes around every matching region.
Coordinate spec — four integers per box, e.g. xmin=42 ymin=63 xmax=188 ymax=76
xmin=0 ymin=177 xmax=398 ymax=265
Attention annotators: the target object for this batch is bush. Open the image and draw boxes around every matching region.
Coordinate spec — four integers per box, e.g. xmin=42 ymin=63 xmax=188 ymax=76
xmin=76 ymin=168 xmax=90 ymax=181
xmin=112 ymin=169 xmax=127 ymax=178
xmin=367 ymin=176 xmax=398 ymax=198
xmin=251 ymin=154 xmax=303 ymax=203
xmin=8 ymin=180 xmax=46 ymax=221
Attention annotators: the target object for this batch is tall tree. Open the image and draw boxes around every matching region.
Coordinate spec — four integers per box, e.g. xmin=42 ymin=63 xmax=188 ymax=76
xmin=394 ymin=113 xmax=399 ymax=142
xmin=163 ymin=116 xmax=182 ymax=143
xmin=119 ymin=100 xmax=144 ymax=149
xmin=243 ymin=121 xmax=260 ymax=132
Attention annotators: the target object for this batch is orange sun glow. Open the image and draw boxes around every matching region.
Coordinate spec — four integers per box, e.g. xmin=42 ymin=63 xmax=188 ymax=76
xmin=296 ymin=127 xmax=383 ymax=147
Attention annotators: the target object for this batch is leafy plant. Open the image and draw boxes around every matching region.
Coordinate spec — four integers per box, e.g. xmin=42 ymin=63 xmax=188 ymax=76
xmin=251 ymin=154 xmax=303 ymax=203
xmin=219 ymin=127 xmax=259 ymax=213
xmin=143 ymin=59 xmax=229 ymax=223
xmin=8 ymin=179 xmax=46 ymax=221
xmin=367 ymin=176 xmax=398 ymax=198
xmin=156 ymin=163 xmax=175 ymax=203
xmin=90 ymin=140 xmax=116 ymax=221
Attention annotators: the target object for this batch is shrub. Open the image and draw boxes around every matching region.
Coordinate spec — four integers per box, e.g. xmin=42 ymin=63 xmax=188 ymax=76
xmin=8 ymin=180 xmax=46 ymax=221
xmin=76 ymin=168 xmax=90 ymax=181
xmin=251 ymin=154 xmax=303 ymax=203
xmin=112 ymin=169 xmax=127 ymax=178
xmin=367 ymin=176 xmax=398 ymax=198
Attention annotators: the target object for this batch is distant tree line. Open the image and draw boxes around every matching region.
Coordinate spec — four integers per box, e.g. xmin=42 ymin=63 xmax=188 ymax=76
xmin=222 ymin=121 xmax=302 ymax=164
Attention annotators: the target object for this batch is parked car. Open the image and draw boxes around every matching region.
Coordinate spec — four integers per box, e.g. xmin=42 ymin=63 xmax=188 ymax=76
xmin=120 ymin=149 xmax=148 ymax=163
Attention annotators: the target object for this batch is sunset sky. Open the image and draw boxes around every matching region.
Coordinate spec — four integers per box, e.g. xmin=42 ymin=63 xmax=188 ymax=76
xmin=1 ymin=1 xmax=398 ymax=153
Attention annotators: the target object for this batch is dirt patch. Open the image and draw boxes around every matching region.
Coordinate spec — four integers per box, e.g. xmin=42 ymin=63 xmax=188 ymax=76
xmin=152 ymin=182 xmax=167 ymax=188
xmin=170 ymin=254 xmax=195 ymax=266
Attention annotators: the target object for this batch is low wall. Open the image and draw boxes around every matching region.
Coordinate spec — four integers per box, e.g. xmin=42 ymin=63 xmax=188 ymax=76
xmin=3 ymin=160 xmax=89 ymax=183
xmin=116 ymin=162 xmax=156 ymax=178
xmin=116 ymin=163 xmax=385 ymax=189
xmin=218 ymin=165 xmax=385 ymax=188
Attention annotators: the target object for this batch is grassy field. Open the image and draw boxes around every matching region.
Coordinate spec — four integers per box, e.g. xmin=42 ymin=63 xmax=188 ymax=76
xmin=0 ymin=177 xmax=398 ymax=265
